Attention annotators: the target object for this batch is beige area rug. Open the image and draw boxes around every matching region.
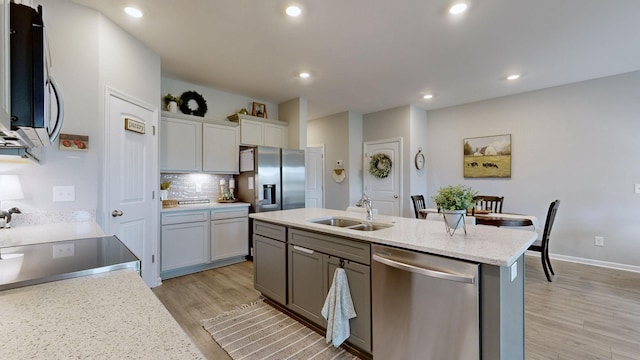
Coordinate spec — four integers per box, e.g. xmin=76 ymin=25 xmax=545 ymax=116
xmin=201 ymin=299 xmax=359 ymax=360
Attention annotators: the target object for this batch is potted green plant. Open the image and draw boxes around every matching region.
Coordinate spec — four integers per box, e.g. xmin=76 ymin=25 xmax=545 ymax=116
xmin=163 ymin=94 xmax=181 ymax=113
xmin=432 ymin=184 xmax=477 ymax=230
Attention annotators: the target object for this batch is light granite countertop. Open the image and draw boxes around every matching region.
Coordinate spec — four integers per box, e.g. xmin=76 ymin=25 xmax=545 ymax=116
xmin=0 ymin=269 xmax=204 ymax=359
xmin=161 ymin=201 xmax=250 ymax=213
xmin=0 ymin=221 xmax=106 ymax=248
xmin=250 ymin=208 xmax=538 ymax=267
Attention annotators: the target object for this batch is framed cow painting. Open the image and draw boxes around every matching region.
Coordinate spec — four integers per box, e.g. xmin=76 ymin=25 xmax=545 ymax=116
xmin=463 ymin=134 xmax=511 ymax=178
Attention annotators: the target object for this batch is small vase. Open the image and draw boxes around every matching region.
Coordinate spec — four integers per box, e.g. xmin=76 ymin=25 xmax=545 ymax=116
xmin=167 ymin=101 xmax=178 ymax=113
xmin=160 ymin=190 xmax=169 ymax=200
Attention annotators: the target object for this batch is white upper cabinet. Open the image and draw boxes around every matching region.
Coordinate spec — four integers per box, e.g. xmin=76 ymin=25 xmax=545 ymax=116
xmin=231 ymin=114 xmax=288 ymax=148
xmin=160 ymin=112 xmax=240 ymax=174
xmin=203 ymin=122 xmax=240 ymax=173
xmin=160 ymin=116 xmax=202 ymax=172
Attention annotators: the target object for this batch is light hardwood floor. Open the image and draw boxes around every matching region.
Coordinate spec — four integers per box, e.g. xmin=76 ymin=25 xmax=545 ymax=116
xmin=153 ymin=256 xmax=640 ymax=360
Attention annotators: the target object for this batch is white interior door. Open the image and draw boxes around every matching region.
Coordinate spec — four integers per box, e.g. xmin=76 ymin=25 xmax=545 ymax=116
xmin=104 ymin=88 xmax=158 ymax=287
xmin=364 ymin=138 xmax=402 ymax=216
xmin=305 ymin=145 xmax=324 ymax=208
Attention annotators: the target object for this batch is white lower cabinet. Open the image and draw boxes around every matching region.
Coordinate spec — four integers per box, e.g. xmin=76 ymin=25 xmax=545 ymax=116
xmin=161 ymin=206 xmax=249 ymax=279
xmin=210 ymin=208 xmax=249 ymax=261
xmin=161 ymin=211 xmax=209 ymax=272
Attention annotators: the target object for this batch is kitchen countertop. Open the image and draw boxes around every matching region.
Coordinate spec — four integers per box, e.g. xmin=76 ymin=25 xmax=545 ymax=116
xmin=161 ymin=201 xmax=250 ymax=213
xmin=250 ymin=208 xmax=538 ymax=267
xmin=0 ymin=269 xmax=204 ymax=359
xmin=0 ymin=221 xmax=105 ymax=248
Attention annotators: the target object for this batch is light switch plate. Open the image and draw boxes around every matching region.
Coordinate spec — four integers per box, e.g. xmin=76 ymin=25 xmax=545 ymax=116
xmin=635 ymin=184 xmax=640 ymax=194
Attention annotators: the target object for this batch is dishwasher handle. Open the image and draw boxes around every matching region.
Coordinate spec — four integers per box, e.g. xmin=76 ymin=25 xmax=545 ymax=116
xmin=372 ymin=254 xmax=475 ymax=284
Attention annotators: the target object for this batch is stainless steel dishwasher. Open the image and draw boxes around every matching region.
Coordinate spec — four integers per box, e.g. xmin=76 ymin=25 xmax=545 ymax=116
xmin=372 ymin=244 xmax=480 ymax=360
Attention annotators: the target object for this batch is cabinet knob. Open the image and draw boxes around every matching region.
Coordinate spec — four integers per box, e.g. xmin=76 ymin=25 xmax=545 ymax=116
xmin=112 ymin=210 xmax=123 ymax=217
xmin=393 ymin=194 xmax=399 ymax=199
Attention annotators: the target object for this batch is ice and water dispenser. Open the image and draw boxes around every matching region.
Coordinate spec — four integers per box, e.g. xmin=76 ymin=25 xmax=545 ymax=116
xmin=263 ymin=184 xmax=277 ymax=205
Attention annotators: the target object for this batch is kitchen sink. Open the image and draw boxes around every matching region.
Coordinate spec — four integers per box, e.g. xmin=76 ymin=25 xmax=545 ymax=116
xmin=348 ymin=223 xmax=394 ymax=231
xmin=309 ymin=217 xmax=363 ymax=227
xmin=308 ymin=217 xmax=393 ymax=231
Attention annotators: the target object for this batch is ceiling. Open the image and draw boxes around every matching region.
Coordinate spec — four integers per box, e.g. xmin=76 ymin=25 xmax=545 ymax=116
xmin=71 ymin=0 xmax=640 ymax=120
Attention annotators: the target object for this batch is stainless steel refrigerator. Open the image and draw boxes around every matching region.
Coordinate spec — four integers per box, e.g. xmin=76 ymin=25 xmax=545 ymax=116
xmin=237 ymin=146 xmax=305 ymax=257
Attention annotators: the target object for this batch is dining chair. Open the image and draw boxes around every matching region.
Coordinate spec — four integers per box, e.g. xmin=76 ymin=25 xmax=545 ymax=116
xmin=472 ymin=195 xmax=504 ymax=215
xmin=528 ymin=200 xmax=561 ymax=282
xmin=410 ymin=195 xmax=426 ymax=219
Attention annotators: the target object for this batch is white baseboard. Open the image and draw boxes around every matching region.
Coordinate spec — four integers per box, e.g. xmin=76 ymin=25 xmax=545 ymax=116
xmin=525 ymin=251 xmax=640 ymax=274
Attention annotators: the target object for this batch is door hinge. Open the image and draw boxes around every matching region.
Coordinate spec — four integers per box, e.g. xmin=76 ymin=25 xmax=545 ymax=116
xmin=152 ymin=254 xmax=155 ymax=263
xmin=152 ymin=190 xmax=155 ymax=200
xmin=152 ymin=125 xmax=156 ymax=136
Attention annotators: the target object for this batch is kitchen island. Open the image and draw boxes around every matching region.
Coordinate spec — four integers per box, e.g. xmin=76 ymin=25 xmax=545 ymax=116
xmin=0 ymin=269 xmax=204 ymax=359
xmin=250 ymin=208 xmax=538 ymax=360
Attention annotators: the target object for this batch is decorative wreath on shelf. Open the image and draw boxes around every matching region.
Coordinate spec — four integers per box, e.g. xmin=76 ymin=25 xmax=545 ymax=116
xmin=179 ymin=91 xmax=208 ymax=117
xmin=369 ymin=153 xmax=392 ymax=178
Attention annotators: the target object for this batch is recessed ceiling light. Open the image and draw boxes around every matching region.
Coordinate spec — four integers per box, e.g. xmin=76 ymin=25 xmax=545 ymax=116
xmin=124 ymin=6 xmax=143 ymax=18
xmin=286 ymin=5 xmax=302 ymax=17
xmin=449 ymin=2 xmax=468 ymax=15
xmin=298 ymin=72 xmax=311 ymax=79
xmin=507 ymin=74 xmax=521 ymax=81
xmin=423 ymin=94 xmax=434 ymax=100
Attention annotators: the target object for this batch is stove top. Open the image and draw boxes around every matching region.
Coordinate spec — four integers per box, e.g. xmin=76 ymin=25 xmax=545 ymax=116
xmin=0 ymin=235 xmax=140 ymax=291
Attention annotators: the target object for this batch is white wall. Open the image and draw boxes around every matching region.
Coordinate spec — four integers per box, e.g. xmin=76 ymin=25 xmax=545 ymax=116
xmin=409 ymin=106 xmax=428 ymax=209
xmin=1 ymin=1 xmax=100 ymax=212
xmin=426 ymin=71 xmax=640 ymax=267
xmin=161 ymin=77 xmax=278 ymax=122
xmin=0 ymin=0 xmax=160 ymax=223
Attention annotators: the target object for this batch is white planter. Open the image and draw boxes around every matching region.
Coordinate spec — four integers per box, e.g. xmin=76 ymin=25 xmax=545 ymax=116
xmin=166 ymin=101 xmax=178 ymax=113
xmin=442 ymin=209 xmax=466 ymax=230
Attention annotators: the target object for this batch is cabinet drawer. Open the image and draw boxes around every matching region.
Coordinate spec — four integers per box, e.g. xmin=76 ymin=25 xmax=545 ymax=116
xmin=289 ymin=229 xmax=370 ymax=265
xmin=253 ymin=220 xmax=286 ymax=241
xmin=162 ymin=211 xmax=209 ymax=225
xmin=211 ymin=207 xmax=249 ymax=220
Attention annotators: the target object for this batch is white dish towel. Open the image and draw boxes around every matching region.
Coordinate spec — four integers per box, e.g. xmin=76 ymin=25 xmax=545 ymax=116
xmin=321 ymin=267 xmax=357 ymax=347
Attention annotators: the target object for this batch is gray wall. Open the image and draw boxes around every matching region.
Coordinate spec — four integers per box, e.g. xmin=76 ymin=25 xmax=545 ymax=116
xmin=308 ymin=112 xmax=352 ymax=210
xmin=363 ymin=106 xmax=414 ymax=217
xmin=426 ymin=71 xmax=640 ymax=268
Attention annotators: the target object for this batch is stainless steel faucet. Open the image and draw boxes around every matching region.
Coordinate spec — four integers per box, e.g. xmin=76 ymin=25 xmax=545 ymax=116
xmin=357 ymin=192 xmax=374 ymax=221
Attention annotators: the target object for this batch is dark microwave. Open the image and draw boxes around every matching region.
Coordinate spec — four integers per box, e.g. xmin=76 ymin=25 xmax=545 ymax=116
xmin=10 ymin=2 xmax=63 ymax=146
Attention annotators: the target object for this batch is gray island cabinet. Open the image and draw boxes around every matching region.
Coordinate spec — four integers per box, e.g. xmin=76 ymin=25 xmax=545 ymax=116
xmin=251 ymin=208 xmax=537 ymax=360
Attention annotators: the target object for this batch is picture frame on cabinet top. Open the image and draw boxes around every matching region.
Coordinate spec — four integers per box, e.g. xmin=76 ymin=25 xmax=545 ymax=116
xmin=251 ymin=102 xmax=267 ymax=118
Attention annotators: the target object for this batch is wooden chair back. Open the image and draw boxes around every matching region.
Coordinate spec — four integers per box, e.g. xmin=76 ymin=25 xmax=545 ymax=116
xmin=410 ymin=195 xmax=426 ymax=219
xmin=528 ymin=200 xmax=561 ymax=282
xmin=472 ymin=195 xmax=504 ymax=215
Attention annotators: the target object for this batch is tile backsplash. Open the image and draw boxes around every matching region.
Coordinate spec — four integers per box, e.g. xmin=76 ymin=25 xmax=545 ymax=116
xmin=160 ymin=173 xmax=234 ymax=202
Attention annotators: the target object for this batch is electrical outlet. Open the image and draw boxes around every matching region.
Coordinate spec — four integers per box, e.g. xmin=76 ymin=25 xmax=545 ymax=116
xmin=595 ymin=236 xmax=604 ymax=247
xmin=53 ymin=186 xmax=75 ymax=202
xmin=52 ymin=243 xmax=75 ymax=258
xmin=196 ymin=183 xmax=202 ymax=192
xmin=510 ymin=261 xmax=518 ymax=281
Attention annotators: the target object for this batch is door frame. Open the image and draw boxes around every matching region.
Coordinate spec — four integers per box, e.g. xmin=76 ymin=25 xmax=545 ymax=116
xmin=363 ymin=137 xmax=403 ymax=216
xmin=101 ymin=86 xmax=159 ymax=286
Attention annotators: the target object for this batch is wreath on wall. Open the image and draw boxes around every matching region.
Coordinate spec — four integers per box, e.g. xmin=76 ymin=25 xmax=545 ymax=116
xmin=179 ymin=91 xmax=208 ymax=117
xmin=369 ymin=153 xmax=392 ymax=178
